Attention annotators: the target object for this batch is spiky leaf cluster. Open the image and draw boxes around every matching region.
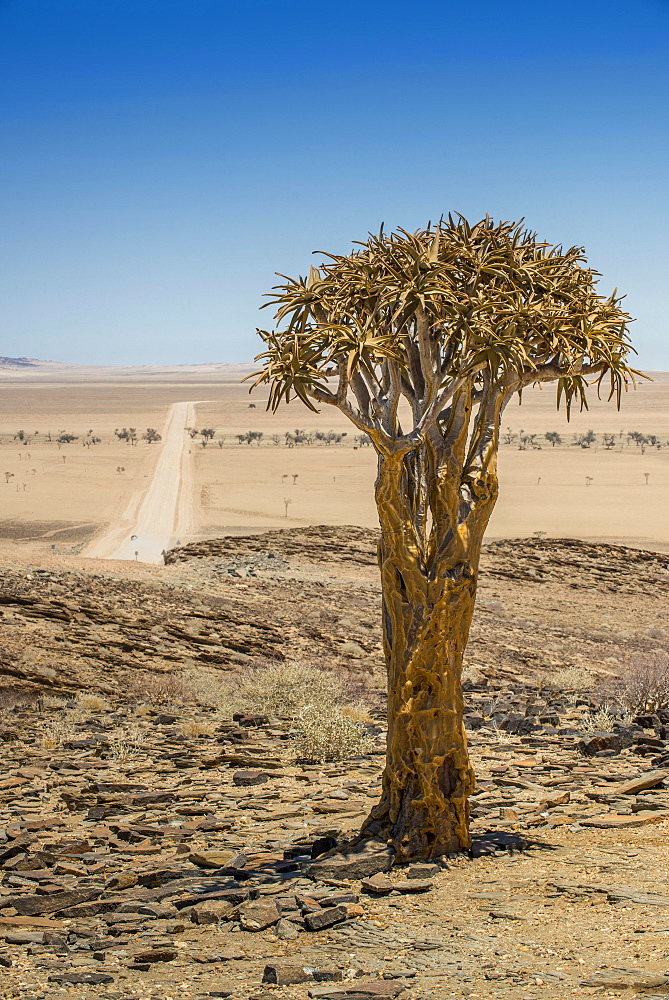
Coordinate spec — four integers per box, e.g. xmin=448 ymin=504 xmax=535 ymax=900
xmin=249 ymin=216 xmax=638 ymax=445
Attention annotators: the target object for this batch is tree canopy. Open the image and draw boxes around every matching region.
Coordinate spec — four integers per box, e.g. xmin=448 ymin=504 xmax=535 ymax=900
xmin=249 ymin=215 xmax=639 ymax=457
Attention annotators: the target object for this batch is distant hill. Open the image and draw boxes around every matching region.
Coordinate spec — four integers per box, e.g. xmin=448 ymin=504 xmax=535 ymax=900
xmin=0 ymin=357 xmax=256 ymax=382
xmin=0 ymin=356 xmax=44 ymax=368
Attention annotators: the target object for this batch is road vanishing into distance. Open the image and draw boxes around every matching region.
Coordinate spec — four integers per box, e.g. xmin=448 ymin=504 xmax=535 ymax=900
xmin=83 ymin=401 xmax=195 ymax=564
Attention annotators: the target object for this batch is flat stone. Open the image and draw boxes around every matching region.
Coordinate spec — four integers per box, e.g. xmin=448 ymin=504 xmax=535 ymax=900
xmin=189 ymin=850 xmax=235 ymax=869
xmin=58 ymin=896 xmax=128 ymax=919
xmin=393 ymin=879 xmax=432 ymax=894
xmin=191 ymin=899 xmax=235 ymax=924
xmin=584 ymin=970 xmax=669 ymax=989
xmin=48 ymin=972 xmax=115 ymax=984
xmin=0 ymin=916 xmax=65 ymax=929
xmin=613 ymin=768 xmax=669 ymax=795
xmin=262 ymin=964 xmax=315 ymax=985
xmin=306 ymin=838 xmax=394 ymax=880
xmin=489 ymin=909 xmax=525 ymax=920
xmin=238 ymin=899 xmax=281 ymax=931
xmin=361 ymin=874 xmax=393 ymax=895
xmin=275 ymin=917 xmax=300 ymax=940
xmin=578 ymin=732 xmax=634 ymax=756
xmin=406 ymin=864 xmax=439 ymax=879
xmin=3 ymin=931 xmax=44 ymax=944
xmin=304 ymin=905 xmax=348 ymax=931
xmin=131 ymin=947 xmax=177 ymax=964
xmin=106 ymin=871 xmax=138 ymax=890
xmin=233 ymin=769 xmax=270 ymax=786
xmin=605 ymin=886 xmax=669 ymax=907
xmin=581 ymin=810 xmax=669 ymax=828
xmin=2 ymin=887 xmax=102 ymax=916
xmin=263 ymin=963 xmax=344 ymax=984
xmin=308 ymin=983 xmax=406 ymax=999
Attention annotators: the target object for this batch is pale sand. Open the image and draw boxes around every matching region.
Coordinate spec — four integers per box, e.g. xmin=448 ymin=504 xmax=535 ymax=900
xmin=0 ymin=364 xmax=667 ymax=557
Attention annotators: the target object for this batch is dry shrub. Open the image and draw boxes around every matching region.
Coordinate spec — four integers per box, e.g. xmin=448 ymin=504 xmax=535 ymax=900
xmin=295 ymin=703 xmax=372 ymax=763
xmin=108 ymin=722 xmax=148 ymax=761
xmin=183 ymin=667 xmax=237 ymax=714
xmin=76 ymin=693 xmax=109 ymax=712
xmin=184 ymin=659 xmax=372 ymax=762
xmin=548 ymin=666 xmax=594 ymax=692
xmin=341 ymin=703 xmax=373 ymax=726
xmin=185 ymin=659 xmax=344 ymax=719
xmin=241 ymin=660 xmax=344 ymax=718
xmin=40 ymin=717 xmax=77 ymax=748
xmin=581 ymin=707 xmax=634 ymax=733
xmin=42 ymin=694 xmax=67 ymax=710
xmin=133 ymin=672 xmax=188 ymax=706
xmin=603 ymin=651 xmax=669 ymax=714
xmin=180 ymin=720 xmax=215 ymax=739
xmin=0 ymin=686 xmax=37 ymax=711
xmin=462 ymin=663 xmax=486 ymax=685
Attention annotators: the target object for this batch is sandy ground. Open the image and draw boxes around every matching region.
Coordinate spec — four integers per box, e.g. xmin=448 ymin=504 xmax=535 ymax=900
xmin=0 ymin=364 xmax=667 ymax=560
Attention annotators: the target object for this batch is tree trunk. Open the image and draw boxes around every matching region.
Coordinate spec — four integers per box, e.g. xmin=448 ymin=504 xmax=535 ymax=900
xmin=361 ymin=451 xmax=496 ymax=861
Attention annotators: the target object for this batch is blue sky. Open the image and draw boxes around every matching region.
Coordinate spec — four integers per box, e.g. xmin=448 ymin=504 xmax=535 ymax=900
xmin=1 ymin=0 xmax=668 ymax=367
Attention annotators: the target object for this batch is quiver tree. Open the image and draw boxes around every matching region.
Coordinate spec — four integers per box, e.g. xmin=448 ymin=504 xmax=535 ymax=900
xmin=248 ymin=215 xmax=639 ymax=860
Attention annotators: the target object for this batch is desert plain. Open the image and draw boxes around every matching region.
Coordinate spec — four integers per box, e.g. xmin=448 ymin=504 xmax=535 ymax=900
xmin=0 ymin=361 xmax=668 ymax=559
xmin=1 ymin=360 xmax=669 ymax=1000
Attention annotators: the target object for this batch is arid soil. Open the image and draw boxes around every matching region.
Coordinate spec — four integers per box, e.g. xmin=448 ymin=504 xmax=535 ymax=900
xmin=2 ymin=528 xmax=669 ymax=1000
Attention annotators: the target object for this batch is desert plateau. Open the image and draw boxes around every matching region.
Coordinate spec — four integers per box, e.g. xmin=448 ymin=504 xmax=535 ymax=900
xmin=1 ymin=361 xmax=668 ymax=559
xmin=1 ymin=361 xmax=669 ymax=1000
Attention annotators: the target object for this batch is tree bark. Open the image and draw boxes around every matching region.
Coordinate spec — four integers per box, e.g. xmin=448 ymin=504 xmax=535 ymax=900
xmin=361 ymin=449 xmax=497 ymax=861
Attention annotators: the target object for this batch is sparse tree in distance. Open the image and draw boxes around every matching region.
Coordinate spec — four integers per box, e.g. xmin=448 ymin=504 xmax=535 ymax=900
xmin=545 ymin=431 xmax=562 ymax=447
xmin=143 ymin=428 xmax=162 ymax=443
xmin=249 ymin=215 xmax=639 ymax=860
xmin=576 ymin=429 xmax=597 ymax=448
xmin=115 ymin=427 xmax=137 ymax=445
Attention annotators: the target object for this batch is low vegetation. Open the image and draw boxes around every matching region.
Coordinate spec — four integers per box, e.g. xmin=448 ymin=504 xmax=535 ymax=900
xmin=603 ymin=650 xmax=669 ymax=714
xmin=128 ymin=659 xmax=373 ymax=763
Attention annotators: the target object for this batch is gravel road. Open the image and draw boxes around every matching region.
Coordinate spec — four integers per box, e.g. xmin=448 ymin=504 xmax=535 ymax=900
xmin=82 ymin=400 xmax=195 ymax=563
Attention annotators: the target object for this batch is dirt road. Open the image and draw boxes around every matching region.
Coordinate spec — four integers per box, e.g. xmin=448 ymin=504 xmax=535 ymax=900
xmin=82 ymin=401 xmax=195 ymax=563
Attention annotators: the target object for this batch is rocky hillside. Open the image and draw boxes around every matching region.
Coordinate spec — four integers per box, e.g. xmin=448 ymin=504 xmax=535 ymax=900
xmin=2 ymin=529 xmax=669 ymax=998
xmin=1 ymin=530 xmax=668 ymax=700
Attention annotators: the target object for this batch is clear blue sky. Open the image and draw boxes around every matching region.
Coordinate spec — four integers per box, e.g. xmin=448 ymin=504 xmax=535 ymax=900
xmin=1 ymin=0 xmax=668 ymax=368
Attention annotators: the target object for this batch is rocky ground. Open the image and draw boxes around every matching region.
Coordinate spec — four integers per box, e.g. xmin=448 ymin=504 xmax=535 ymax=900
xmin=1 ymin=528 xmax=669 ymax=1000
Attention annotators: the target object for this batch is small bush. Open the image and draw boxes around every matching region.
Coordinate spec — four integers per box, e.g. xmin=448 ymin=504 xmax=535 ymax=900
xmin=581 ymin=707 xmax=634 ymax=733
xmin=41 ymin=694 xmax=67 ymax=710
xmin=295 ymin=703 xmax=372 ymax=762
xmin=133 ymin=672 xmax=188 ymax=706
xmin=548 ymin=666 xmax=594 ymax=692
xmin=604 ymin=651 xmax=669 ymax=714
xmin=108 ymin=723 xmax=147 ymax=761
xmin=180 ymin=720 xmax=215 ymax=738
xmin=241 ymin=660 xmax=344 ymax=718
xmin=0 ymin=686 xmax=37 ymax=711
xmin=76 ymin=693 xmax=109 ymax=712
xmin=40 ymin=717 xmax=77 ymax=748
xmin=185 ymin=660 xmax=345 ymax=719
